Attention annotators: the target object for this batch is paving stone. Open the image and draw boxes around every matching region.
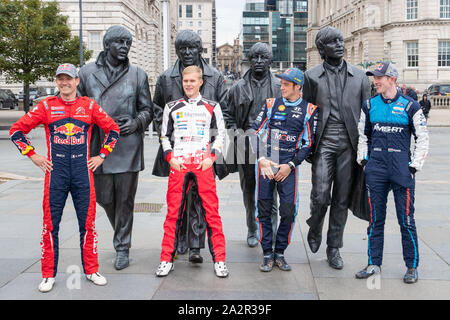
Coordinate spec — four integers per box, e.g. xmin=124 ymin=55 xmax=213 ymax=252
xmin=0 ymin=125 xmax=449 ymax=300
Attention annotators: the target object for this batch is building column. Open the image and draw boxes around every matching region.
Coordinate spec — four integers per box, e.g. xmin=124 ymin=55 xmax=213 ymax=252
xmin=162 ymin=0 xmax=170 ymax=70
xmin=311 ymin=0 xmax=318 ymax=26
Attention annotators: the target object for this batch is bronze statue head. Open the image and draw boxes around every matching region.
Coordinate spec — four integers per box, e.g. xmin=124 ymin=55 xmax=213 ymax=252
xmin=175 ymin=30 xmax=203 ymax=68
xmin=247 ymin=42 xmax=272 ymax=79
xmin=103 ymin=26 xmax=133 ymax=63
xmin=315 ymin=26 xmax=344 ymax=65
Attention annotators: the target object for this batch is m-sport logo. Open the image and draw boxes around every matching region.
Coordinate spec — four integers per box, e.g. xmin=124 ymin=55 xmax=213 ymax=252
xmin=373 ymin=123 xmax=404 ymax=133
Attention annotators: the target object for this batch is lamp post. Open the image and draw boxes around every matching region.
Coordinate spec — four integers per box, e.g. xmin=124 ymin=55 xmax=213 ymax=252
xmin=79 ymin=0 xmax=83 ymax=67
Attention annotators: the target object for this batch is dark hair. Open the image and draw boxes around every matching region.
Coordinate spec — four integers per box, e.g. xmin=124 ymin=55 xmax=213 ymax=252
xmin=315 ymin=26 xmax=342 ymax=60
xmin=247 ymin=42 xmax=273 ymax=61
xmin=175 ymin=30 xmax=203 ymax=51
xmin=103 ymin=25 xmax=133 ymax=50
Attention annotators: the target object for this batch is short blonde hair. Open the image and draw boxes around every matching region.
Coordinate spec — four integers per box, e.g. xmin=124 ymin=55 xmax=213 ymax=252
xmin=182 ymin=65 xmax=203 ymax=80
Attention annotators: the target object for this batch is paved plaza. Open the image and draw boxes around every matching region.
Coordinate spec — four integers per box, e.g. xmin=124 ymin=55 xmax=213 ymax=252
xmin=0 ymin=109 xmax=449 ymax=300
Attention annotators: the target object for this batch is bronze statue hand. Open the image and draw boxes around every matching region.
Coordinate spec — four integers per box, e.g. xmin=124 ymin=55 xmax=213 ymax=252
xmin=117 ymin=115 xmax=138 ymax=136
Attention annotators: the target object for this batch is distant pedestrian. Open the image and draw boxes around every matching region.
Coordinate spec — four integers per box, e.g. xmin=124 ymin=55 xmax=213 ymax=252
xmin=420 ymin=94 xmax=432 ymax=119
xmin=9 ymin=63 xmax=120 ymax=292
xmin=401 ymin=83 xmax=418 ymax=101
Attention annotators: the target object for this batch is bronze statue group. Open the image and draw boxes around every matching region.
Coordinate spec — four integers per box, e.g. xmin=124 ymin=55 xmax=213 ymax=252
xmin=10 ymin=26 xmax=429 ymax=293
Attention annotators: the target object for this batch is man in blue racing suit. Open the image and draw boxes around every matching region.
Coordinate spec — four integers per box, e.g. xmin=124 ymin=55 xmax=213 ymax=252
xmin=355 ymin=62 xmax=429 ymax=284
xmin=250 ymin=68 xmax=318 ymax=272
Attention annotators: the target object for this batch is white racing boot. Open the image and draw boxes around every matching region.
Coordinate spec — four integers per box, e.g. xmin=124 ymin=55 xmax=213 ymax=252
xmin=214 ymin=261 xmax=229 ymax=278
xmin=86 ymin=272 xmax=108 ymax=286
xmin=156 ymin=261 xmax=174 ymax=277
xmin=38 ymin=278 xmax=56 ymax=293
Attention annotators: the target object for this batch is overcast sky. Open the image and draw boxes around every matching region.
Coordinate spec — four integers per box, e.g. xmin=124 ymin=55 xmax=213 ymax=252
xmin=215 ymin=0 xmax=246 ymax=46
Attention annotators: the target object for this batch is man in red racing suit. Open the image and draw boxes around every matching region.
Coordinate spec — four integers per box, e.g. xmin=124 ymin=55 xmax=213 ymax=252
xmin=9 ymin=63 xmax=120 ymax=292
xmin=156 ymin=65 xmax=228 ymax=278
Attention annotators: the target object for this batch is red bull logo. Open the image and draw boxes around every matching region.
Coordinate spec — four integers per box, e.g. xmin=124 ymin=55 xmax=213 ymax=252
xmin=53 ymin=123 xmax=85 ymax=145
xmin=103 ymin=137 xmax=117 ymax=153
xmin=14 ymin=140 xmax=29 ymax=151
xmin=54 ymin=123 xmax=84 ymax=136
xmin=14 ymin=140 xmax=34 ymax=155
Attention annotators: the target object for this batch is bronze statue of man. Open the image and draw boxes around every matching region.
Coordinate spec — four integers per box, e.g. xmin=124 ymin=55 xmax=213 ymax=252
xmin=303 ymin=26 xmax=370 ymax=269
xmin=78 ymin=25 xmax=153 ymax=270
xmin=225 ymin=42 xmax=280 ymax=247
xmin=152 ymin=30 xmax=228 ymax=263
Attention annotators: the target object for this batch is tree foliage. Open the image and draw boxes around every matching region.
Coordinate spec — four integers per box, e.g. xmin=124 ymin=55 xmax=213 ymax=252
xmin=0 ymin=0 xmax=92 ymax=111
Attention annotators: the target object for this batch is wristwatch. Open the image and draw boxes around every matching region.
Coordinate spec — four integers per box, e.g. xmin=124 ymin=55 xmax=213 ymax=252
xmin=288 ymin=162 xmax=295 ymax=171
xmin=99 ymin=153 xmax=106 ymax=159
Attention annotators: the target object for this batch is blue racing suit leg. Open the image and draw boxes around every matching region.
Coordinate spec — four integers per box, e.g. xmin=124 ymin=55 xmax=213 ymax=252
xmin=274 ymin=167 xmax=300 ymax=253
xmin=255 ymin=163 xmax=276 ymax=254
xmin=392 ymin=180 xmax=419 ymax=269
xmin=365 ymin=163 xmax=390 ymax=267
xmin=255 ymin=165 xmax=300 ymax=254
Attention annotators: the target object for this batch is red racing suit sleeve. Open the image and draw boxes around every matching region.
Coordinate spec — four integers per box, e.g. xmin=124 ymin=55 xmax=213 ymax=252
xmin=90 ymin=100 xmax=120 ymax=157
xmin=9 ymin=102 xmax=47 ymax=158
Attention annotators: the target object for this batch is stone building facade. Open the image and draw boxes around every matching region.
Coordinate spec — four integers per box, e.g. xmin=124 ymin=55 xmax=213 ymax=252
xmin=56 ymin=0 xmax=179 ymax=89
xmin=1 ymin=0 xmax=179 ymax=93
xmin=307 ymin=0 xmax=450 ymax=90
xmin=216 ymin=38 xmax=243 ymax=75
xmin=177 ymin=0 xmax=216 ymax=65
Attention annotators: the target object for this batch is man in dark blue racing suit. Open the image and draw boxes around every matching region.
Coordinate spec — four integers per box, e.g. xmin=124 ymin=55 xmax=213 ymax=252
xmin=250 ymin=68 xmax=318 ymax=272
xmin=355 ymin=62 xmax=429 ymax=284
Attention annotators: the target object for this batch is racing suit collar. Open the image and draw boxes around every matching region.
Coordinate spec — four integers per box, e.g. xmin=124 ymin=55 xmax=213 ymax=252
xmin=57 ymin=94 xmax=79 ymax=105
xmin=380 ymin=90 xmax=401 ymax=104
xmin=283 ymin=96 xmax=303 ymax=107
xmin=185 ymin=93 xmax=202 ymax=104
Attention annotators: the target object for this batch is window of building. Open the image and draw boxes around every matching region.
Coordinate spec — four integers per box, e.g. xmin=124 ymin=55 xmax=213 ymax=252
xmin=189 ymin=21 xmax=193 ymax=27
xmin=198 ymin=4 xmax=201 ymax=10
xmin=294 ymin=0 xmax=308 ymax=12
xmin=438 ymin=41 xmax=450 ymax=66
xmin=197 ymin=30 xmax=202 ymax=36
xmin=186 ymin=4 xmax=193 ymax=18
xmin=406 ymin=0 xmax=418 ymax=20
xmin=179 ymin=4 xmax=182 ymax=18
xmin=198 ymin=21 xmax=202 ymax=27
xmin=89 ymin=31 xmax=102 ymax=52
xmin=198 ymin=12 xmax=202 ymax=18
xmin=441 ymin=0 xmax=450 ymax=18
xmin=406 ymin=41 xmax=419 ymax=67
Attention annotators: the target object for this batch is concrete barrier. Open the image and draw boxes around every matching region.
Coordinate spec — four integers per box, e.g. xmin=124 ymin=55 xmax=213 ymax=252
xmin=430 ymin=95 xmax=450 ymax=109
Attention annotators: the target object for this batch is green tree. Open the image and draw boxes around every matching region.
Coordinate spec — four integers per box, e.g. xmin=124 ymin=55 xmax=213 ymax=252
xmin=0 ymin=0 xmax=92 ymax=112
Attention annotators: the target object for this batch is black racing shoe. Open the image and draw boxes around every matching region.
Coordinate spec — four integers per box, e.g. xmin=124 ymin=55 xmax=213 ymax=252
xmin=259 ymin=253 xmax=274 ymax=272
xmin=403 ymin=268 xmax=418 ymax=284
xmin=189 ymin=248 xmax=203 ymax=264
xmin=355 ymin=265 xmax=381 ymax=279
xmin=274 ymin=253 xmax=292 ymax=271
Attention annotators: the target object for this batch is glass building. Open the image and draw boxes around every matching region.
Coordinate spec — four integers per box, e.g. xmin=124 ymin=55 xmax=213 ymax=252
xmin=242 ymin=0 xmax=308 ymax=70
xmin=242 ymin=1 xmax=270 ymax=57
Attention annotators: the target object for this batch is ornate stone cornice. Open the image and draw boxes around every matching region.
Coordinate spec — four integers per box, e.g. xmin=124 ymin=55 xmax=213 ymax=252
xmin=382 ymin=19 xmax=450 ymax=30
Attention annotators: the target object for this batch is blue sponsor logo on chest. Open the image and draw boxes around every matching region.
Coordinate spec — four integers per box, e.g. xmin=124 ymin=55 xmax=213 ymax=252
xmin=273 ymin=114 xmax=286 ymax=121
